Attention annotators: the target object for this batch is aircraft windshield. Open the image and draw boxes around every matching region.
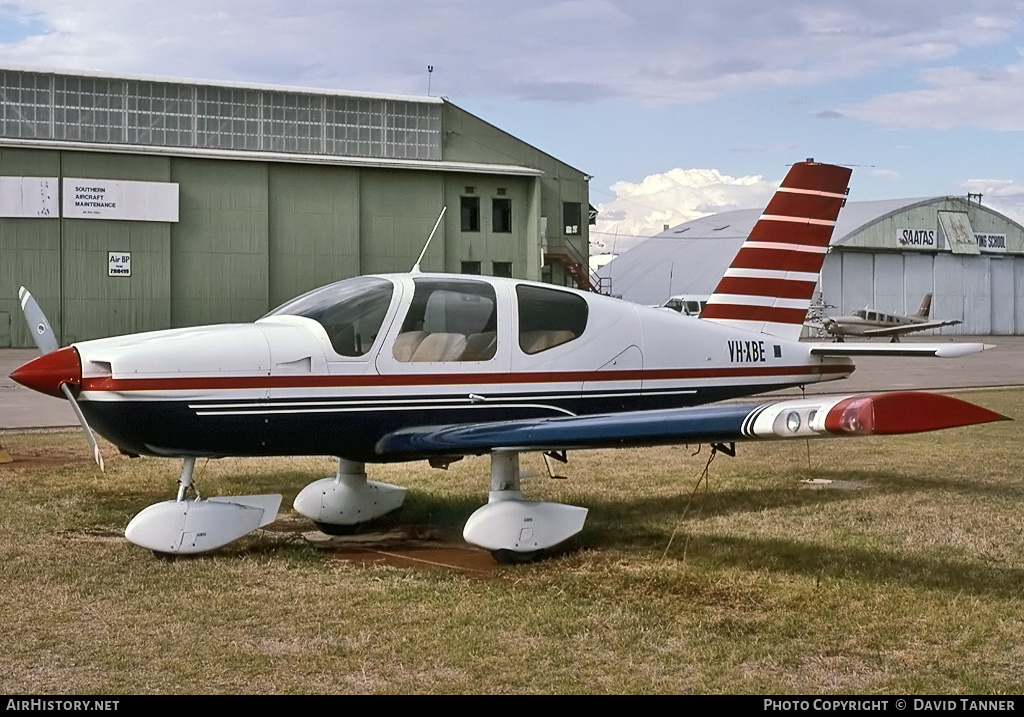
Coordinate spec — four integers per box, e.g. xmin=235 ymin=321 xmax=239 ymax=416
xmin=264 ymin=277 xmax=395 ymax=357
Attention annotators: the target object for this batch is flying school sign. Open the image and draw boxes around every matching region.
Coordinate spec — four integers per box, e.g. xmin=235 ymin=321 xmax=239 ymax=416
xmin=62 ymin=178 xmax=179 ymax=222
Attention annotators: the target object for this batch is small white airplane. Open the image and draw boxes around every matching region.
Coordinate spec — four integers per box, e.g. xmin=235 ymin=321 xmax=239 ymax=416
xmin=9 ymin=160 xmax=1007 ymax=562
xmin=817 ymin=294 xmax=962 ymax=342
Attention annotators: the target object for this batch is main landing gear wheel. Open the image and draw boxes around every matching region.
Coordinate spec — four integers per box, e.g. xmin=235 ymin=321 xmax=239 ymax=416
xmin=313 ymin=510 xmax=402 ymax=536
xmin=463 ymin=452 xmax=588 ymax=564
xmin=294 ymin=458 xmax=407 ymax=532
xmin=491 ymin=549 xmax=541 ymax=564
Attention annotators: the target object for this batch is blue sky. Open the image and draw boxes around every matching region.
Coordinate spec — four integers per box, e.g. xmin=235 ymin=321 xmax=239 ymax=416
xmin=0 ymin=0 xmax=1021 ymax=250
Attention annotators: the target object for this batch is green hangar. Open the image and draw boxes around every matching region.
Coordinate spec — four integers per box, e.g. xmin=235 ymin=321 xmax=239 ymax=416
xmin=0 ymin=67 xmax=593 ymax=348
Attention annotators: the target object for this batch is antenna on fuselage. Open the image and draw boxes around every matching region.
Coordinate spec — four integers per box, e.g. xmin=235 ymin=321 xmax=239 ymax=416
xmin=412 ymin=206 xmax=447 ymax=274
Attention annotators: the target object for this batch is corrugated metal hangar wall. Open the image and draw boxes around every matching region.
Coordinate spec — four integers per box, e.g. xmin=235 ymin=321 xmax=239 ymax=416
xmin=820 ymin=197 xmax=1024 ymax=335
xmin=601 ymin=196 xmax=1024 ymax=335
xmin=0 ymin=69 xmax=590 ymax=348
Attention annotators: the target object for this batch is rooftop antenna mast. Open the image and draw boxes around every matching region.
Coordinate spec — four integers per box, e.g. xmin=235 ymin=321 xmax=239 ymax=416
xmin=427 ymin=65 xmax=434 ymax=96
xmin=412 ymin=205 xmax=446 ymax=273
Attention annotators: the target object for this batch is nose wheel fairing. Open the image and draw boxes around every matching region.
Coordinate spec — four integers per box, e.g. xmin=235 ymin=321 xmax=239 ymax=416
xmin=124 ymin=457 xmax=282 ymax=555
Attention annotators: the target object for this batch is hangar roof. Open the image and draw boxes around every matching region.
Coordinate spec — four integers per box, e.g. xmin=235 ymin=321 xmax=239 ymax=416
xmin=599 ymin=197 xmax=1022 ymax=305
xmin=0 ymin=65 xmax=543 ymax=176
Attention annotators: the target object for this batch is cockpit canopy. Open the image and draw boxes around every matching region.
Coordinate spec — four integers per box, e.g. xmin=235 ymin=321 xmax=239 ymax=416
xmin=265 ymin=275 xmax=591 ymax=362
xmin=264 ymin=276 xmax=395 ymax=357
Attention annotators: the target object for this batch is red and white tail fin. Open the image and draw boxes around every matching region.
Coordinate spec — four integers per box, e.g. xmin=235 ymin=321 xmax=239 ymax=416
xmin=700 ymin=159 xmax=852 ymax=340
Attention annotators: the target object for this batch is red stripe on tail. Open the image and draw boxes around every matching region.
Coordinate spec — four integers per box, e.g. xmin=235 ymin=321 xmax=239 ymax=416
xmin=763 ymin=193 xmax=845 ymax=222
xmin=714 ymin=276 xmax=818 ymax=300
xmin=702 ymin=160 xmax=852 ymax=339
xmin=699 ymin=304 xmax=808 ymax=324
xmin=729 ymin=246 xmax=827 ymax=273
xmin=748 ymin=221 xmax=835 ymax=247
xmin=780 ymin=162 xmax=852 ymax=194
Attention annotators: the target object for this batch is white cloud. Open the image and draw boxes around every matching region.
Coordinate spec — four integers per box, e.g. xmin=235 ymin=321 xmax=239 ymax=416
xmin=963 ymin=178 xmax=1024 ymax=225
xmin=842 ymin=58 xmax=1024 ymax=130
xmin=0 ymin=0 xmax=1017 ymax=107
xmin=590 ymin=168 xmax=777 ymax=255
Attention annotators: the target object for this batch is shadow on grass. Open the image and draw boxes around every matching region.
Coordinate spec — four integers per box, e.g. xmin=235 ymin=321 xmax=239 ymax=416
xmin=583 ymin=465 xmax=1024 ymax=531
xmin=665 ymin=532 xmax=1024 ymax=599
xmin=35 ymin=453 xmax=1024 ymax=599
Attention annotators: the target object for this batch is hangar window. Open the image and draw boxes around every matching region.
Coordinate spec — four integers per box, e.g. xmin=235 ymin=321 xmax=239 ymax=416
xmin=493 ymin=198 xmax=512 ymax=233
xmin=127 ymin=81 xmax=194 ymax=147
xmin=264 ymin=277 xmax=395 ymax=358
xmin=461 ymin=196 xmax=480 ymax=232
xmin=516 ymin=285 xmax=588 ymax=354
xmin=0 ymin=71 xmax=51 ymax=138
xmin=53 ymin=76 xmax=125 ymax=143
xmin=394 ymin=279 xmax=498 ymax=362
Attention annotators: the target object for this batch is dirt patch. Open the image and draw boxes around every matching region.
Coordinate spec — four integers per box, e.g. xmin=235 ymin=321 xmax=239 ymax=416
xmin=267 ymin=516 xmax=501 ymax=574
xmin=0 ymin=453 xmax=92 ymax=470
xmin=312 ymin=542 xmax=500 ymax=574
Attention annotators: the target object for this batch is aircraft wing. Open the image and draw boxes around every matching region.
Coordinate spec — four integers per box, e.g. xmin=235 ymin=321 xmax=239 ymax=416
xmin=861 ymin=320 xmax=962 ymax=338
xmin=808 ymin=342 xmax=990 ymax=358
xmin=375 ymin=392 xmax=1007 ymax=460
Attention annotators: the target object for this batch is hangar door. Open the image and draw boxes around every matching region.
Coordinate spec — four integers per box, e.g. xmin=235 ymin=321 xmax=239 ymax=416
xmin=827 ymin=251 xmax=1023 ymax=335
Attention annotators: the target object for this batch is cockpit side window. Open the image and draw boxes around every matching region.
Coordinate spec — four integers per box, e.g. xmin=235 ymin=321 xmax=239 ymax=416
xmin=394 ymin=279 xmax=498 ymax=362
xmin=264 ymin=277 xmax=394 ymax=357
xmin=516 ymin=284 xmax=588 ymax=354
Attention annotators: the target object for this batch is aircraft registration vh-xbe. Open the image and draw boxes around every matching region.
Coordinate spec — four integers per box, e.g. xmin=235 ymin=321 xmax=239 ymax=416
xmin=9 ymin=159 xmax=1009 ymax=562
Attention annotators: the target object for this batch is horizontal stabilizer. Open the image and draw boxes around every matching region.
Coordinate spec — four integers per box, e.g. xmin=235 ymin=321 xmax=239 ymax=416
xmin=809 ymin=342 xmax=991 ymax=358
xmin=376 ymin=392 xmax=1008 ymax=459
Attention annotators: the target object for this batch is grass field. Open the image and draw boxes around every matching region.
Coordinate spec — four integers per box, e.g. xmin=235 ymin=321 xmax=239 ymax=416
xmin=1 ymin=389 xmax=1022 ymax=694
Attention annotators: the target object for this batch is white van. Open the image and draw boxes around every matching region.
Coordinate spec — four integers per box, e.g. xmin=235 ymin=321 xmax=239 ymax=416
xmin=659 ymin=295 xmax=709 ymax=317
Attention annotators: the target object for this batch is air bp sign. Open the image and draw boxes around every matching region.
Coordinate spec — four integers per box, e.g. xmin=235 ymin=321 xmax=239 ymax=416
xmin=108 ymin=252 xmax=131 ymax=277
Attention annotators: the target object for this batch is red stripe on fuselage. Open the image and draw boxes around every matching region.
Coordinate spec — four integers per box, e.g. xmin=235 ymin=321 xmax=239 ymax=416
xmin=79 ymin=364 xmax=852 ymax=393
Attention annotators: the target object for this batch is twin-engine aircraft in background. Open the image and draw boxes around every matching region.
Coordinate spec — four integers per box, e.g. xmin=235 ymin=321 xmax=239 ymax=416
xmin=10 ymin=160 xmax=1007 ymax=561
xmin=814 ymin=293 xmax=962 ymax=342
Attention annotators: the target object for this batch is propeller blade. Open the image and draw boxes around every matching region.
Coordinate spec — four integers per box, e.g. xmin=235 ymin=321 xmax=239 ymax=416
xmin=59 ymin=383 xmax=105 ymax=472
xmin=18 ymin=286 xmax=58 ymax=354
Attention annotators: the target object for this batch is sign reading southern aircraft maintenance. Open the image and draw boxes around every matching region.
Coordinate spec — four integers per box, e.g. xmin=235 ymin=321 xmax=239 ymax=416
xmin=10 ymin=161 xmax=1006 ymax=563
xmin=62 ymin=178 xmax=179 ymax=222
